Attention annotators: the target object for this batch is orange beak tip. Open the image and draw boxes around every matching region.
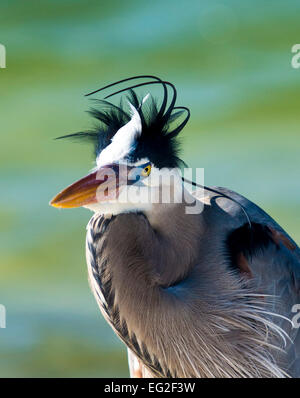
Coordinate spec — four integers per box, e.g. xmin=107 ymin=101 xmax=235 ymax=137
xmin=49 ymin=200 xmax=61 ymax=208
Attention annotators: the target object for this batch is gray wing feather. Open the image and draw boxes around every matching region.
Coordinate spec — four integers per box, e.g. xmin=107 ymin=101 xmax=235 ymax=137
xmin=195 ymin=186 xmax=300 ymax=376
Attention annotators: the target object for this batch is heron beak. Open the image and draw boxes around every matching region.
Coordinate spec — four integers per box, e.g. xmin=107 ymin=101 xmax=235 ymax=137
xmin=50 ymin=164 xmax=130 ymax=209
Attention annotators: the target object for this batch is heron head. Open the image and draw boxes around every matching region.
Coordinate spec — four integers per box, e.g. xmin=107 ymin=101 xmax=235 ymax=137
xmin=50 ymin=76 xmax=190 ymax=214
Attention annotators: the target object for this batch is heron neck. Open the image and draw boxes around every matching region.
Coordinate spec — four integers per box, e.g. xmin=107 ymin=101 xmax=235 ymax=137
xmin=86 ymin=203 xmax=202 ymax=374
xmin=86 ymin=206 xmax=286 ymax=378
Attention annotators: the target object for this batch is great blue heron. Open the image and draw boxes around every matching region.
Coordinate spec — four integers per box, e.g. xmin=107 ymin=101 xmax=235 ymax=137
xmin=50 ymin=75 xmax=300 ymax=378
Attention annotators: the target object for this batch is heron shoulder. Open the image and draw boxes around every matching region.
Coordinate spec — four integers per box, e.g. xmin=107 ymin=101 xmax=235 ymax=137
xmin=194 ymin=186 xmax=299 ymax=249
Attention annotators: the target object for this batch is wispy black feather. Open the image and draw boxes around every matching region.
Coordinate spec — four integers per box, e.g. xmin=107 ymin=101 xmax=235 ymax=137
xmin=56 ymin=75 xmax=190 ymax=168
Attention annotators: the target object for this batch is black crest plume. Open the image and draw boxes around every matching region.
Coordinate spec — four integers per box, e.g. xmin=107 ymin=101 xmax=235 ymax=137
xmin=57 ymin=75 xmax=190 ymax=168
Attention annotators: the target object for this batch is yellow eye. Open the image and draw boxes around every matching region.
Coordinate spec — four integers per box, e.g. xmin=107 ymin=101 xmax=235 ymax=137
xmin=141 ymin=163 xmax=152 ymax=177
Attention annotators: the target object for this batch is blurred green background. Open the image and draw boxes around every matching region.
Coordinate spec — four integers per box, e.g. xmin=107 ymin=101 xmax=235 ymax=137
xmin=0 ymin=0 xmax=299 ymax=377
